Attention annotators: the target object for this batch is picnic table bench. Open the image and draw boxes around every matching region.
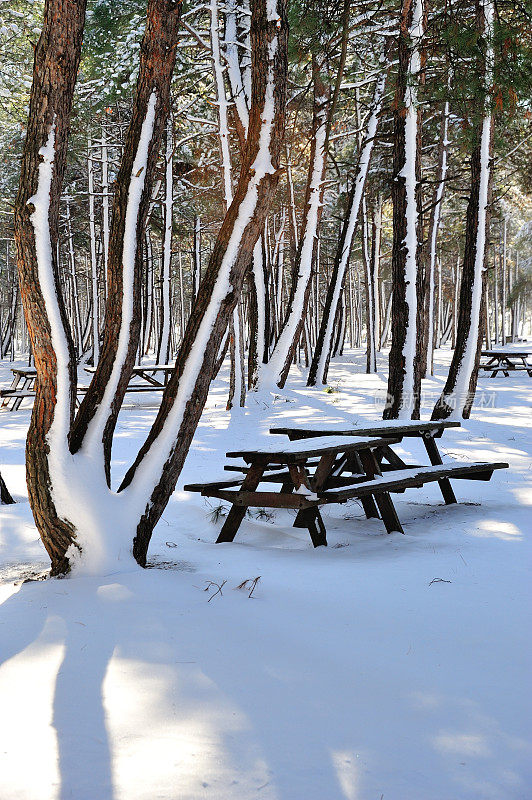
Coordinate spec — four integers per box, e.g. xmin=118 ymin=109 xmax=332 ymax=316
xmin=479 ymin=350 xmax=532 ymax=378
xmin=184 ymin=426 xmax=508 ymax=547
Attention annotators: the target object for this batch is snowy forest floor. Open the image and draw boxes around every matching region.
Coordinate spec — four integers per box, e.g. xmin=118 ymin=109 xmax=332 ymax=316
xmin=0 ymin=346 xmax=531 ymax=800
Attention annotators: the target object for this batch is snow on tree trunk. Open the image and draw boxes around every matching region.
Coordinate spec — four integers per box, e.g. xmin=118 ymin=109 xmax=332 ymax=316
xmin=157 ymin=113 xmax=173 ymax=365
xmin=384 ymin=0 xmax=425 ymax=420
xmin=307 ymin=61 xmax=388 ymax=386
xmin=14 ymin=0 xmax=183 ymax=575
xmin=432 ymin=0 xmax=494 ymax=420
xmin=88 ymin=135 xmax=99 ymax=363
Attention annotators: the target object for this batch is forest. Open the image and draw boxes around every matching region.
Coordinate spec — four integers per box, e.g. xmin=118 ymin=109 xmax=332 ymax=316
xmin=0 ymin=0 xmax=531 ymax=798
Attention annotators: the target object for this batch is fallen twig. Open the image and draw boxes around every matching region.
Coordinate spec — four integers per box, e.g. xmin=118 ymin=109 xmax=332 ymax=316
xmin=236 ymin=576 xmax=261 ymax=598
xmin=204 ymin=580 xmax=227 ymax=601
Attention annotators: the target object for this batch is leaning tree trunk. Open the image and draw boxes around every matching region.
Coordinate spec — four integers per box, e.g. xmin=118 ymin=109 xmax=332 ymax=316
xmin=118 ymin=0 xmax=289 ymax=565
xmin=384 ymin=0 xmax=425 ymax=420
xmin=432 ymin=0 xmax=494 ymax=420
xmin=13 ymin=0 xmax=86 ymax=574
xmin=14 ymin=0 xmax=183 ymax=575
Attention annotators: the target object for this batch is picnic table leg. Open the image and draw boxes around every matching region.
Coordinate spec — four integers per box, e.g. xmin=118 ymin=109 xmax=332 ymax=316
xmin=359 ymin=450 xmax=404 ymax=534
xmin=290 ymin=464 xmax=328 ymax=547
xmin=519 ymin=356 xmax=532 ymax=376
xmin=422 ymin=433 xmax=457 ymax=504
xmin=345 ymin=451 xmax=380 ymax=519
xmin=521 ymin=357 xmax=532 ymax=377
xmin=13 ymin=376 xmax=32 ymax=411
xmin=216 ymin=463 xmax=265 ymax=543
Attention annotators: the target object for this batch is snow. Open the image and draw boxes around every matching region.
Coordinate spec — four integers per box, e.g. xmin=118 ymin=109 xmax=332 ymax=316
xmin=1 ymin=345 xmax=531 ymax=799
xmin=26 ymin=121 xmax=74 ymax=527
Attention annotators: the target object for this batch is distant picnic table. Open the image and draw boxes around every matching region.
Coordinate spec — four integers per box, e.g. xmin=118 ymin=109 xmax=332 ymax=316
xmin=84 ymin=363 xmax=176 ymax=391
xmin=0 ymin=368 xmax=37 ymax=410
xmin=479 ymin=350 xmax=532 ymax=378
xmin=185 ymin=420 xmax=508 ymax=547
xmin=1 ymin=363 xmax=177 ymax=411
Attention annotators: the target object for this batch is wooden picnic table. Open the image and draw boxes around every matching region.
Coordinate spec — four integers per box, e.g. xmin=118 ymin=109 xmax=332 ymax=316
xmin=186 ymin=435 xmax=404 ymax=547
xmin=185 ymin=429 xmax=508 ymax=547
xmin=1 ymin=363 xmax=177 ymax=411
xmin=270 ymin=420 xmax=461 ymax=505
xmin=479 ymin=350 xmax=532 ymax=378
xmin=0 ymin=368 xmax=37 ymax=410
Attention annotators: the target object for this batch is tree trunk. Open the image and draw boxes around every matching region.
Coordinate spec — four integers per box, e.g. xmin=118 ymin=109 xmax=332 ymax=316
xmin=307 ymin=57 xmax=388 ymax=386
xmin=118 ymin=0 xmax=288 ymax=566
xmin=432 ymin=0 xmax=494 ymax=420
xmin=14 ymin=0 xmax=182 ymax=575
xmin=384 ymin=0 xmax=425 ymax=420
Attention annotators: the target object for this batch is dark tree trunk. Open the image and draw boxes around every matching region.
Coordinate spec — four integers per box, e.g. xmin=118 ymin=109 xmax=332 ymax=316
xmin=118 ymin=0 xmax=289 ymax=566
xmin=384 ymin=0 xmax=425 ymax=420
xmin=432 ymin=125 xmax=493 ymax=419
xmin=432 ymin=0 xmax=493 ymax=420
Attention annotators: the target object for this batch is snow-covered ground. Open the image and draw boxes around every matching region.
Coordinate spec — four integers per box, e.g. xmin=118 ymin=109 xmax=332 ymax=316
xmin=1 ymin=347 xmax=531 ymax=800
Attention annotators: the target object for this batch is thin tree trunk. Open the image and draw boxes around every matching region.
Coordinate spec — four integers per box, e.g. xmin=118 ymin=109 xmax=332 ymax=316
xmin=157 ymin=113 xmax=173 ymax=365
xmin=432 ymin=0 xmax=494 ymax=420
xmin=423 ymin=98 xmax=450 ymax=376
xmin=307 ymin=53 xmax=388 ymax=386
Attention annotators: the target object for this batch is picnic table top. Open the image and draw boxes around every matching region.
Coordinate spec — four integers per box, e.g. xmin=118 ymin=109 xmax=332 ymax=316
xmin=269 ymin=419 xmax=460 ymax=439
xmin=481 ymin=350 xmax=532 ymax=357
xmin=10 ymin=367 xmax=37 ymax=376
xmin=227 ymin=435 xmax=402 ymax=463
